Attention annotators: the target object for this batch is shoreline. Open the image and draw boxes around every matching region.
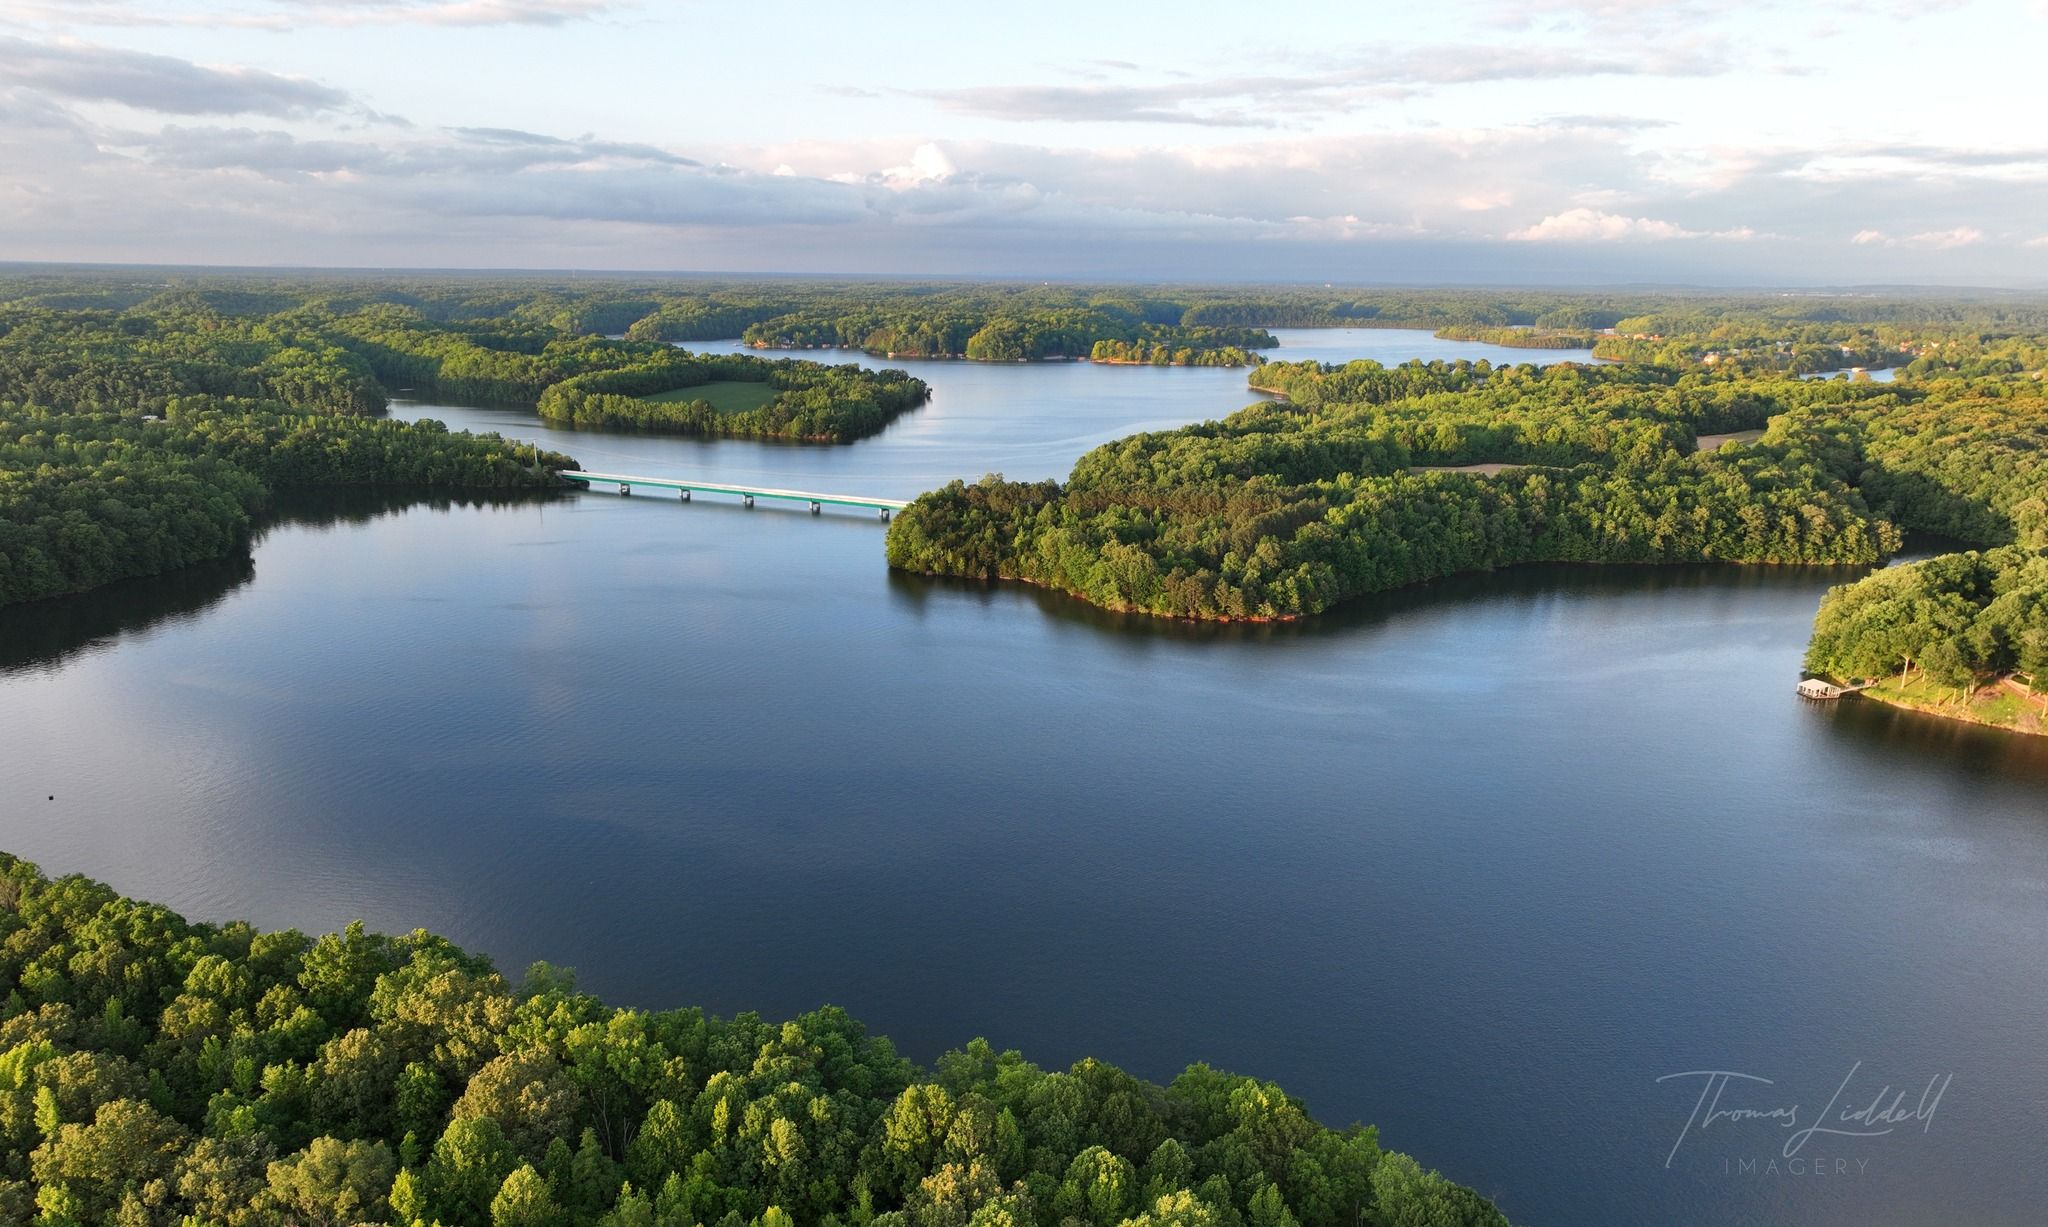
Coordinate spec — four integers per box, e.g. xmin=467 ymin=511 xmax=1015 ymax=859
xmin=743 ymin=341 xmax=1268 ymax=369
xmin=906 ymin=566 xmax=2048 ymax=740
xmin=1847 ymin=676 xmax=2047 ymax=738
xmin=892 ymin=553 xmax=1879 ymax=628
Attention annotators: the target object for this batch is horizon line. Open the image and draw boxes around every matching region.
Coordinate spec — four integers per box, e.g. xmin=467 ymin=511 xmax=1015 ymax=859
xmin=3 ymin=259 xmax=2046 ymax=297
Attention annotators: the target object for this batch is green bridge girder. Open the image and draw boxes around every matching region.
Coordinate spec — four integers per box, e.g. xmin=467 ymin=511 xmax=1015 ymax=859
xmin=559 ymin=470 xmax=909 ymax=517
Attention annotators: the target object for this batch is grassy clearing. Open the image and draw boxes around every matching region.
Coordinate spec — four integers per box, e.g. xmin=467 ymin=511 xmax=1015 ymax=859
xmin=1694 ymin=428 xmax=1766 ymax=452
xmin=641 ymin=379 xmax=779 ymax=413
xmin=1861 ymin=672 xmax=2046 ymax=736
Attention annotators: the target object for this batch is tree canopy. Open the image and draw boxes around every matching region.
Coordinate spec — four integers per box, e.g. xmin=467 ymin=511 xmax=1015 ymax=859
xmin=886 ymin=362 xmax=1916 ymax=621
xmin=0 ymin=854 xmax=1509 ymax=1227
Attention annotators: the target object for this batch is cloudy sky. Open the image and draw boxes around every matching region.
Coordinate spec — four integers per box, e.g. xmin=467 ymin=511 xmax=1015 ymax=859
xmin=1 ymin=0 xmax=2043 ymax=284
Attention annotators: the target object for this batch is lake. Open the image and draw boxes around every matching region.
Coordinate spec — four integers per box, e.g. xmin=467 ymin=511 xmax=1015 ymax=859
xmin=4 ymin=328 xmax=2044 ymax=1227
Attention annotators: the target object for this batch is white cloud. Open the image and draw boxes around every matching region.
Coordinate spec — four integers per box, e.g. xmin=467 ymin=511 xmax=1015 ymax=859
xmin=0 ymin=35 xmax=355 ymax=116
xmin=3 ymin=0 xmax=623 ymax=30
xmin=1850 ymin=226 xmax=1986 ymax=249
xmin=1509 ymin=208 xmax=1696 ymax=241
xmin=0 ymin=29 xmax=2041 ymax=283
xmin=1904 ymin=226 xmax=1984 ymax=249
xmin=878 ymin=143 xmax=957 ymax=187
xmin=1455 ymin=190 xmax=1514 ymax=211
xmin=907 ymin=41 xmax=1737 ymax=128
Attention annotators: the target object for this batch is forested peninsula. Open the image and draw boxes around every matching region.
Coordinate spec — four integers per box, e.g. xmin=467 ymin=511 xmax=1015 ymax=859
xmin=884 ymin=362 xmax=1909 ymax=618
xmin=1806 ymin=546 xmax=2047 ymax=734
xmin=0 ymin=854 xmax=1509 ymax=1227
xmin=886 ymin=345 xmax=2047 ymax=732
xmin=0 ymin=304 xmax=578 ymax=606
xmin=326 ymin=311 xmax=925 ymax=441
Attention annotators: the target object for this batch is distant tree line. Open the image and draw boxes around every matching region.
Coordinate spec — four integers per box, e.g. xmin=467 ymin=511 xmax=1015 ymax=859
xmin=1429 ymin=326 xmax=1596 ymax=350
xmin=0 ymin=307 xmax=386 ymax=416
xmin=320 ymin=309 xmax=668 ymax=406
xmin=1586 ymin=311 xmax=2048 ymax=378
xmin=740 ymin=308 xmax=1276 ymax=366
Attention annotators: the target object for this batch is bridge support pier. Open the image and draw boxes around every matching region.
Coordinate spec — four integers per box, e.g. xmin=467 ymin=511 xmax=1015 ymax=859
xmin=619 ymin=483 xmax=631 ymax=496
xmin=879 ymin=508 xmax=891 ymax=521
xmin=680 ymin=489 xmax=689 ymax=502
xmin=743 ymin=495 xmax=754 ymax=508
xmin=810 ymin=502 xmax=821 ymax=515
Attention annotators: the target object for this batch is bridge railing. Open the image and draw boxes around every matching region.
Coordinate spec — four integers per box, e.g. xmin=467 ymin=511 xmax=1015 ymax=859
xmin=559 ymin=470 xmax=910 ymax=518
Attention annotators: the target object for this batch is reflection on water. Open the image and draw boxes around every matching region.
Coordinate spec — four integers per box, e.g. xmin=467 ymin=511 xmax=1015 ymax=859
xmin=0 ymin=488 xmax=567 ymax=675
xmin=1820 ymin=690 xmax=2048 ymax=780
xmin=0 ymin=555 xmax=255 ymax=674
xmin=898 ymin=558 xmax=1875 ymax=644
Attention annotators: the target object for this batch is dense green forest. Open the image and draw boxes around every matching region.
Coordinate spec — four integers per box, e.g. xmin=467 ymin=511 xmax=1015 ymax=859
xmin=1088 ymin=341 xmax=1264 ymax=368
xmin=1803 ymin=544 xmax=2048 ymax=733
xmin=1772 ymin=376 xmax=2047 ymax=722
xmin=0 ymin=402 xmax=569 ymax=608
xmin=535 ymin=353 xmax=926 ymax=442
xmin=1427 ymin=327 xmax=1595 ymax=351
xmin=0 ymin=854 xmax=1508 ymax=1227
xmin=1807 ymin=546 xmax=2048 ymax=688
xmin=738 ymin=307 xmax=1275 ymax=367
xmin=0 ymin=288 xmax=933 ymax=606
xmin=885 ymin=363 xmax=1915 ymax=620
xmin=321 ymin=312 xmax=926 ymax=440
xmin=885 ymin=327 xmax=2048 ymax=726
xmin=0 ymin=302 xmax=577 ymax=607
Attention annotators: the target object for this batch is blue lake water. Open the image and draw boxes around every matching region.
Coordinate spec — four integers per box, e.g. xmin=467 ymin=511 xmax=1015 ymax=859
xmin=3 ymin=329 xmax=2043 ymax=1226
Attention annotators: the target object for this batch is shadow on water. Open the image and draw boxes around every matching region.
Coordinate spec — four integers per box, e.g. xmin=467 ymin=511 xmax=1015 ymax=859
xmin=888 ymin=558 xmax=1878 ymax=645
xmin=254 ymin=486 xmax=570 ymax=535
xmin=0 ymin=487 xmax=568 ymax=674
xmin=1814 ymin=689 xmax=2048 ymax=782
xmin=0 ymin=554 xmax=257 ymax=674
xmin=889 ymin=554 xmax=2048 ymax=779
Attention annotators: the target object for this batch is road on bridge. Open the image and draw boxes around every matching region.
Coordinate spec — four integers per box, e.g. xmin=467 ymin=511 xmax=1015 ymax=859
xmin=559 ymin=470 xmax=911 ymax=518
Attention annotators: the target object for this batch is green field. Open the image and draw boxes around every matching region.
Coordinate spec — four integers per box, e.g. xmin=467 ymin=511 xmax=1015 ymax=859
xmin=641 ymin=379 xmax=779 ymax=412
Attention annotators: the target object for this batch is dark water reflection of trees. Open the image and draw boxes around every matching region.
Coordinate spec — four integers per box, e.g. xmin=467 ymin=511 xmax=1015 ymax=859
xmin=0 ymin=489 xmax=565 ymax=674
xmin=888 ymin=557 xmax=2048 ymax=779
xmin=14 ymin=501 xmax=2046 ymax=779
